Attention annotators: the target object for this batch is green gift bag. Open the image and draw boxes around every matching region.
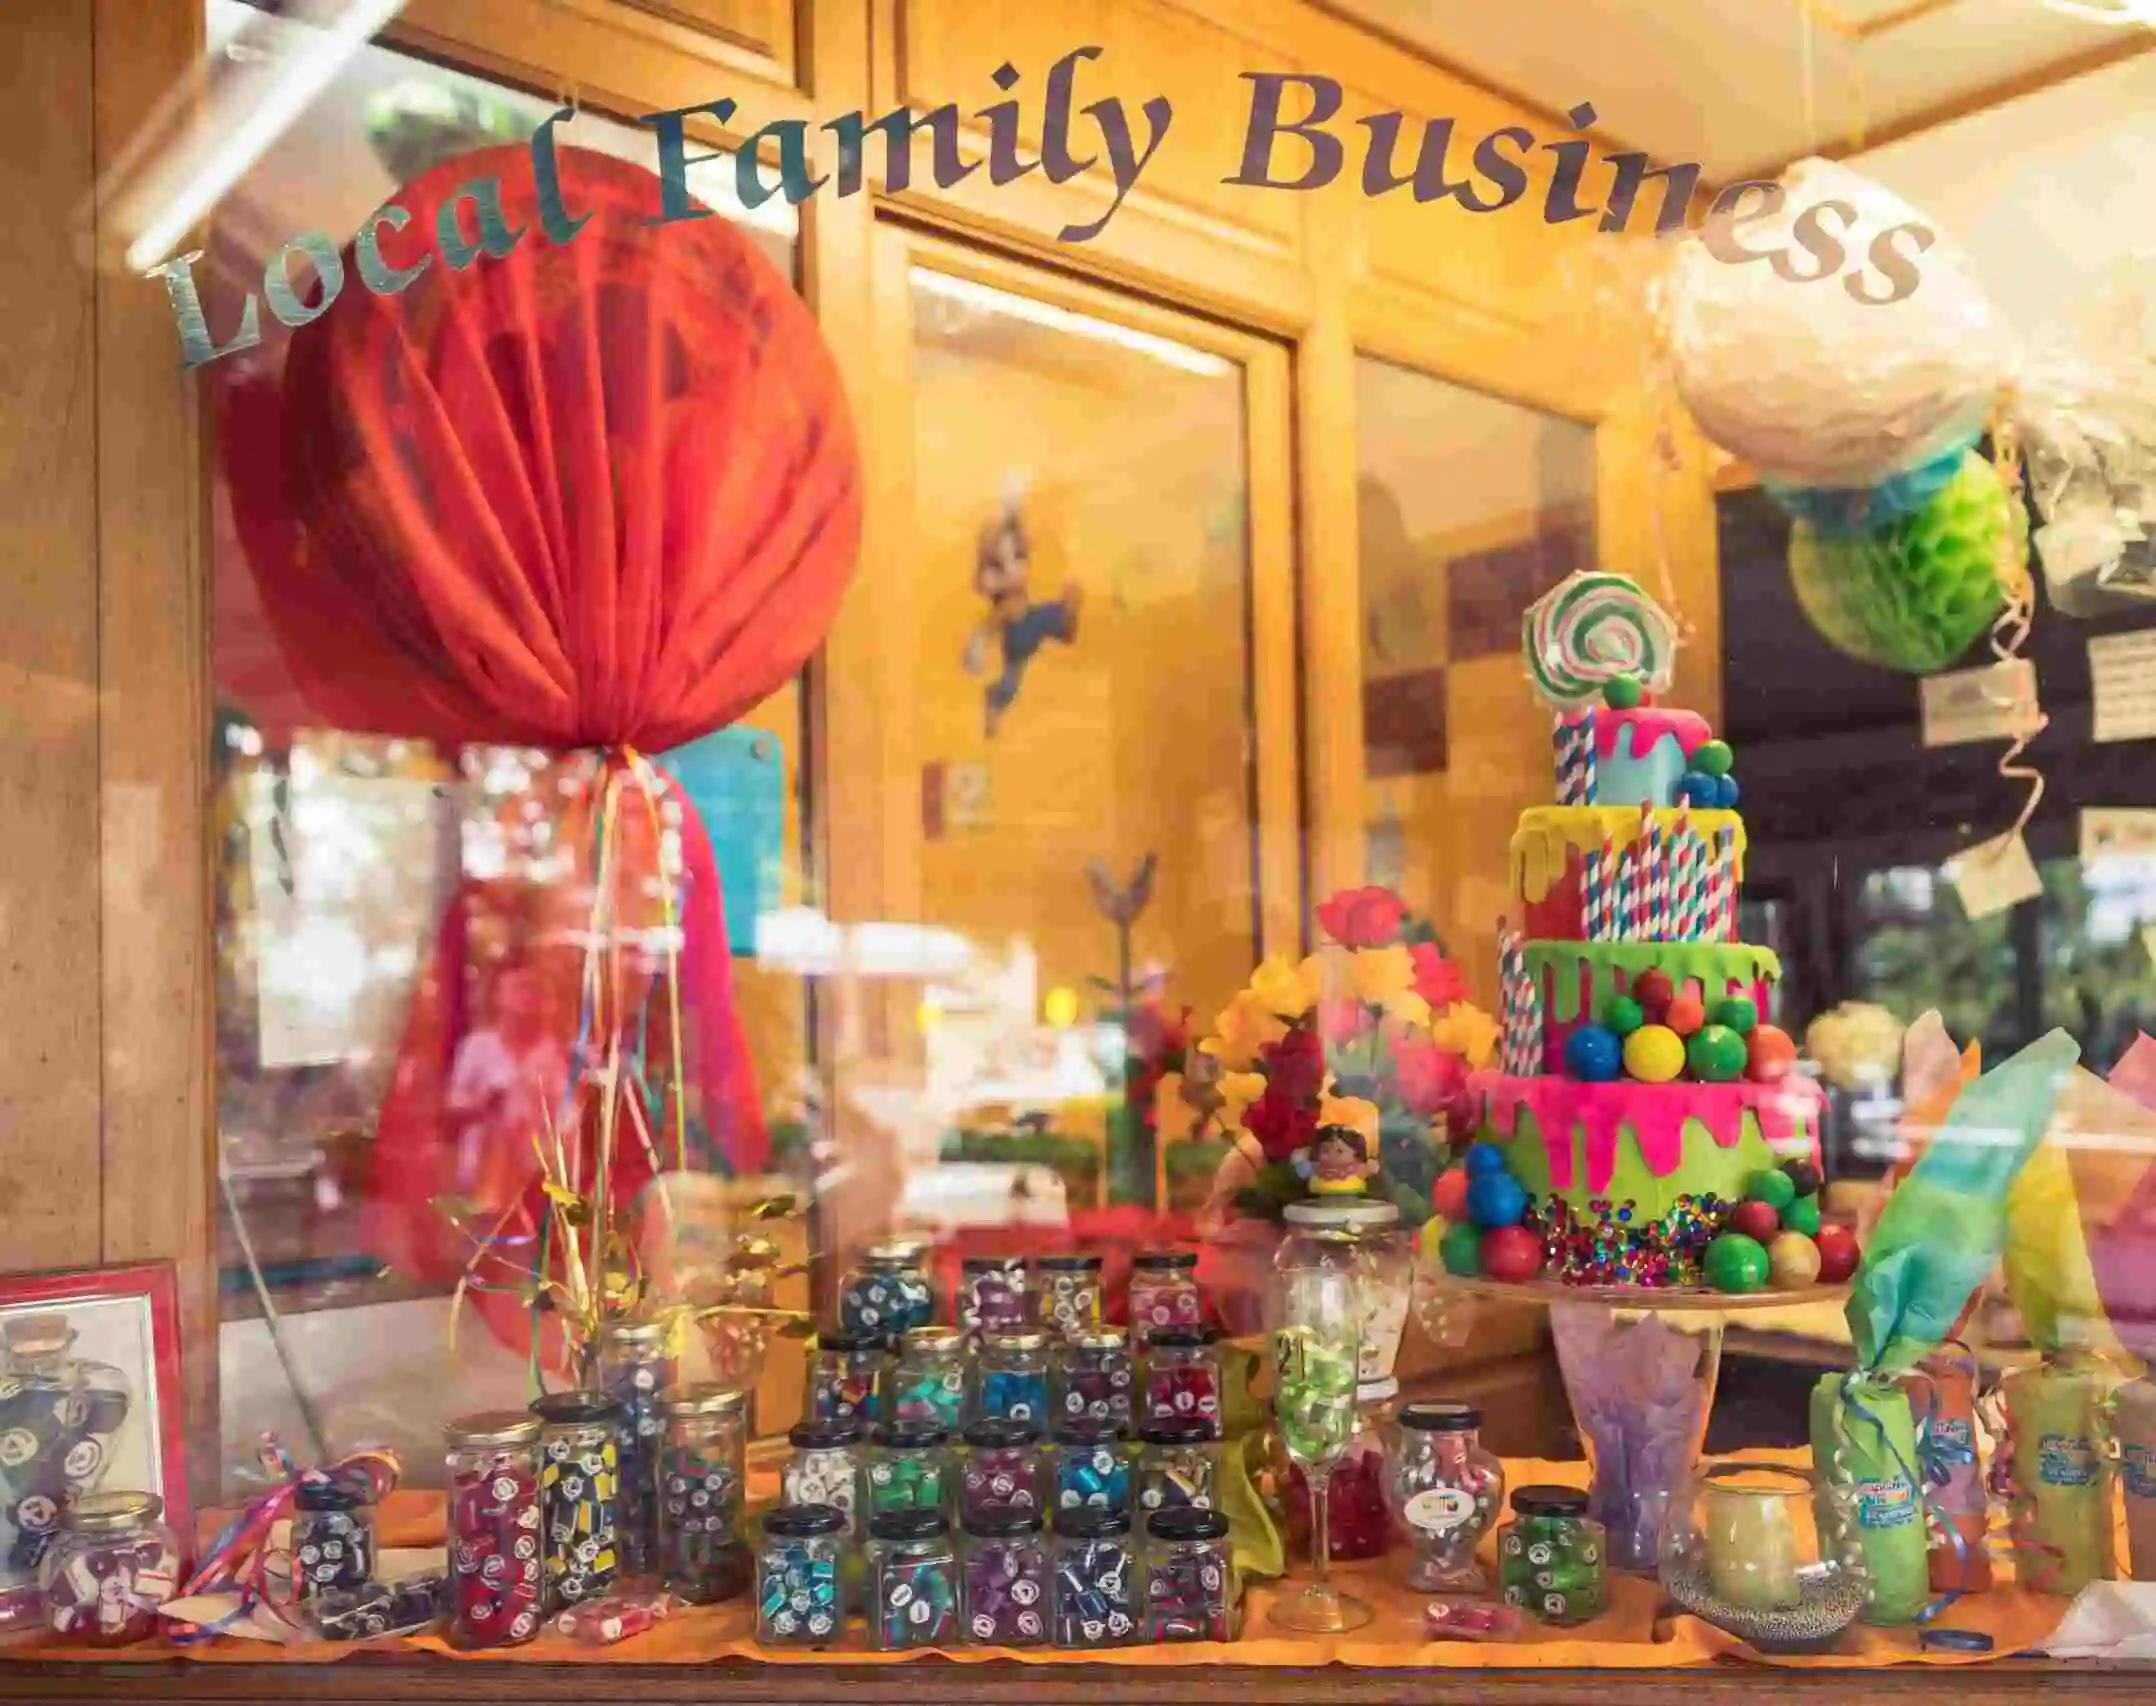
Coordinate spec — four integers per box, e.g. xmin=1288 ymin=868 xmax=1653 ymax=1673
xmin=1810 ymin=1373 xmax=1931 ymax=1626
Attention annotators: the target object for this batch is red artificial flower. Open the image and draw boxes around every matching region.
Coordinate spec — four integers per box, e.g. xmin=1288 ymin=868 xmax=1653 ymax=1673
xmin=1316 ymin=885 xmax=1408 ymax=950
xmin=1317 ymin=997 xmax=1376 ymax=1050
xmin=1409 ymin=940 xmax=1468 ymax=1010
xmin=1393 ymin=1038 xmax=1467 ymax=1117
xmin=1262 ymin=1026 xmax=1328 ymax=1104
xmin=1243 ymin=1085 xmax=1319 ymax=1163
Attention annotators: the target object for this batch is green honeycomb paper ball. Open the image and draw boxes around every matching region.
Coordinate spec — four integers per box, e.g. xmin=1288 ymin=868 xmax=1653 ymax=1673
xmin=1786 ymin=451 xmax=2023 ymax=675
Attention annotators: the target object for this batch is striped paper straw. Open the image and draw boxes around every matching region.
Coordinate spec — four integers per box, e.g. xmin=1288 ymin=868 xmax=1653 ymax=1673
xmin=1497 ymin=925 xmax=1542 ymax=1075
xmin=1595 ymin=832 xmax=1616 ymax=940
xmin=1635 ymin=804 xmax=1654 ymax=940
xmin=1710 ymin=826 xmax=1735 ymax=940
xmin=1669 ymin=802 xmax=1691 ymax=941
xmin=1554 ymin=711 xmax=1597 ymax=805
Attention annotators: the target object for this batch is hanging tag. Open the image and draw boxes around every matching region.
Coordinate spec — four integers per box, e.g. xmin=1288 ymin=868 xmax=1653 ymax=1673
xmin=1945 ymin=830 xmax=2044 ymax=920
xmin=2090 ymin=632 xmax=2156 ymax=744
xmin=2081 ymin=808 xmax=2156 ymax=863
xmin=1920 ymin=660 xmax=2039 ymax=748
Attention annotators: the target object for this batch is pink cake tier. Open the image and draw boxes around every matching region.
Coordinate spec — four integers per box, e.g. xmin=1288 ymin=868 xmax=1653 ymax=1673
xmin=1519 ymin=938 xmax=1781 ymax=1076
xmin=1509 ymin=805 xmax=1746 ymax=944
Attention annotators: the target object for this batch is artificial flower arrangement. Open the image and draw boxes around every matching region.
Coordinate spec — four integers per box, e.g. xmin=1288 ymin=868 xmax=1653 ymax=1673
xmin=1185 ymin=886 xmax=1498 ymax=1232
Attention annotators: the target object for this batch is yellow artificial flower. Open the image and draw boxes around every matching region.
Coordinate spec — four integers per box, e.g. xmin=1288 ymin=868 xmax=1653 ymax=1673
xmin=1217 ymin=1070 xmax=1266 ymax=1123
xmin=1350 ymin=943 xmax=1416 ymax=1007
xmin=1432 ymin=1001 xmax=1500 ymax=1070
xmin=1382 ymin=988 xmax=1432 ymax=1027
xmin=1249 ymin=952 xmax=1323 ymax=1020
xmin=1317 ymin=1093 xmax=1381 ymax=1145
xmin=1201 ymin=990 xmax=1287 ymax=1070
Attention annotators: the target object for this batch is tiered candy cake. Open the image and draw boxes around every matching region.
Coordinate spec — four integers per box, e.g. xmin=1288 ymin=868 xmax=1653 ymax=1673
xmin=1463 ymin=572 xmax=1835 ymax=1290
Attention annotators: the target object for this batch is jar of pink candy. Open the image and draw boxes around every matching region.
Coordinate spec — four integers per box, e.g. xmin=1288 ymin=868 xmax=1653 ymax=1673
xmin=1140 ymin=1330 xmax=1222 ymax=1439
xmin=443 ymin=1411 xmax=546 ymax=1649
xmin=37 ymin=1492 xmax=178 ymax=1645
xmin=1127 ymin=1250 xmax=1203 ymax=1349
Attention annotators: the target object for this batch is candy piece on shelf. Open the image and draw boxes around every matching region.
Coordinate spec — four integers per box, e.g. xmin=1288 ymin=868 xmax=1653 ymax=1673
xmin=1768 ymin=1232 xmax=1823 ymax=1290
xmin=1603 ymin=995 xmax=1646 ymax=1036
xmin=313 ymin=1571 xmax=446 ymax=1642
xmin=1479 ymin=1225 xmax=1544 ymax=1283
xmin=1747 ymin=1169 xmax=1797 ymax=1211
xmin=1729 ymin=1200 xmax=1781 ymax=1244
xmin=1564 ymin=1026 xmax=1623 ymax=1083
xmin=1677 ymin=772 xmax=1718 ymax=808
xmin=1439 ymin=1221 xmax=1483 ymax=1278
xmin=555 ymin=1589 xmax=672 ymax=1646
xmin=1464 ymin=1141 xmax=1508 ymax=1177
xmin=1687 ymin=1025 xmax=1747 ymax=1083
xmin=1663 ymin=993 xmax=1706 ymax=1038
xmin=1430 ymin=1169 xmax=1471 ymax=1224
xmin=1782 ymin=1194 xmax=1823 ymax=1239
xmin=1603 ymin=675 xmax=1644 ymax=711
xmin=1693 ymin=740 xmax=1733 ymax=778
xmin=1424 ymin=1597 xmax=1523 ymax=1641
xmin=1746 ymin=1025 xmax=1799 ymax=1084
xmin=1631 ymin=970 xmax=1675 ymax=1018
xmin=1814 ymin=1225 xmax=1861 ymax=1284
xmin=1704 ymin=1233 xmax=1771 ymax=1294
xmin=1715 ymin=997 xmax=1759 ymax=1036
xmin=1467 ymin=1171 xmax=1528 ymax=1230
xmin=1781 ymin=1158 xmax=1823 ymax=1199
xmin=1714 ymin=775 xmax=1741 ymax=810
xmin=1622 ymin=1024 xmax=1686 ymax=1084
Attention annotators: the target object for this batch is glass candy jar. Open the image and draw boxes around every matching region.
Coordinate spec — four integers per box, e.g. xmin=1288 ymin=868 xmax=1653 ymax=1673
xmin=38 ymin=1492 xmax=178 ymax=1645
xmin=865 ymin=1508 xmax=959 ymax=1650
xmin=977 ymin=1330 xmax=1052 ymax=1426
xmin=1660 ymin=1460 xmax=1869 ymax=1654
xmin=1137 ymin=1417 xmax=1219 ymax=1513
xmin=961 ymin=1257 xmax=1035 ymax=1339
xmin=1386 ymin=1400 xmax=1503 ymax=1591
xmin=808 ymin=1331 xmax=885 ymax=1427
xmin=0 ymin=1313 xmax=132 ymax=1597
xmin=595 ymin=1316 xmax=676 ymax=1579
xmin=531 ymin=1391 xmax=624 ymax=1609
xmin=1142 ymin=1506 xmax=1237 ymax=1643
xmin=839 ymin=1240 xmax=938 ymax=1346
xmin=1283 ymin=1379 xmax=1395 ymax=1562
xmin=1055 ymin=1327 xmax=1133 ymax=1429
xmin=1141 ymin=1329 xmax=1222 ymax=1436
xmin=756 ymin=1504 xmax=846 ymax=1645
xmin=962 ymin=1508 xmax=1052 ymax=1645
xmin=1052 ymin=1506 xmax=1136 ymax=1646
xmin=782 ymin=1419 xmax=864 ymax=1538
xmin=1499 ymin=1485 xmax=1608 ymax=1627
xmin=866 ymin=1424 xmax=953 ymax=1518
xmin=291 ymin=1478 xmax=376 ymax=1602
xmin=960 ymin=1418 xmax=1043 ymax=1528
xmin=654 ymin=1384 xmax=751 ymax=1604
xmin=889 ymin=1327 xmax=968 ymax=1432
xmin=1281 ymin=1200 xmax=1412 ymax=1385
xmin=1128 ymin=1250 xmax=1203 ymax=1348
xmin=444 ymin=1411 xmax=545 ymax=1648
xmin=1036 ymin=1254 xmax=1103 ymax=1341
xmin=1051 ymin=1418 xmax=1130 ymax=1518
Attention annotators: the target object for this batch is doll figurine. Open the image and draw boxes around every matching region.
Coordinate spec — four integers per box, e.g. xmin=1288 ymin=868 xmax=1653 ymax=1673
xmin=1299 ymin=1125 xmax=1372 ymax=1197
xmin=962 ymin=476 xmax=1081 ymax=737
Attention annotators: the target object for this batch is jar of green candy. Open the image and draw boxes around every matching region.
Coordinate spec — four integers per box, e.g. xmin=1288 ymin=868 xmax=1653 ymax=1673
xmin=1498 ymin=1485 xmax=1607 ymax=1627
xmin=889 ymin=1326 xmax=969 ymax=1432
xmin=865 ymin=1508 xmax=959 ymax=1650
xmin=839 ymin=1240 xmax=938 ymax=1347
xmin=756 ymin=1504 xmax=847 ymax=1645
xmin=866 ymin=1423 xmax=952 ymax=1517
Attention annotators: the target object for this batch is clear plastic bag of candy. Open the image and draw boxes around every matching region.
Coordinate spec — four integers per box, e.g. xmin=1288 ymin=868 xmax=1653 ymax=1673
xmin=554 ymin=1588 xmax=675 ymax=1646
xmin=311 ymin=1571 xmax=446 ymax=1642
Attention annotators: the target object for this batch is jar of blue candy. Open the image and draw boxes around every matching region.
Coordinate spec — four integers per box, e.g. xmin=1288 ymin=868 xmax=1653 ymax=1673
xmin=1137 ymin=1416 xmax=1219 ymax=1512
xmin=960 ymin=1255 xmax=1034 ymax=1339
xmin=976 ymin=1330 xmax=1051 ymax=1426
xmin=960 ymin=1417 xmax=1043 ymax=1528
xmin=1056 ymin=1326 xmax=1133 ymax=1429
xmin=865 ymin=1508 xmax=959 ymax=1650
xmin=961 ymin=1508 xmax=1051 ymax=1645
xmin=782 ymin=1418 xmax=864 ymax=1538
xmin=1052 ymin=1506 xmax=1136 ymax=1646
xmin=756 ymin=1504 xmax=847 ymax=1646
xmin=865 ymin=1423 xmax=952 ymax=1518
xmin=1142 ymin=1505 xmax=1236 ymax=1642
xmin=594 ymin=1314 xmax=675 ymax=1579
xmin=1035 ymin=1253 xmax=1103 ymax=1340
xmin=1050 ymin=1417 xmax=1130 ymax=1518
xmin=889 ymin=1326 xmax=968 ymax=1432
xmin=808 ymin=1330 xmax=884 ymax=1427
xmin=839 ymin=1240 xmax=937 ymax=1346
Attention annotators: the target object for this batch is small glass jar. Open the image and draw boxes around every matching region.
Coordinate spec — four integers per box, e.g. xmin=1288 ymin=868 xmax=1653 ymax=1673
xmin=976 ymin=1330 xmax=1052 ymax=1426
xmin=961 ymin=1255 xmax=1035 ymax=1339
xmin=291 ymin=1477 xmax=376 ymax=1602
xmin=1055 ymin=1326 xmax=1134 ymax=1429
xmin=889 ymin=1326 xmax=969 ymax=1432
xmin=1137 ymin=1417 xmax=1220 ymax=1513
xmin=838 ymin=1239 xmax=938 ymax=1346
xmin=865 ymin=1507 xmax=960 ymax=1650
xmin=444 ymin=1410 xmax=546 ymax=1648
xmin=808 ymin=1330 xmax=885 ymax=1427
xmin=1142 ymin=1505 xmax=1237 ymax=1642
xmin=1036 ymin=1254 xmax=1103 ymax=1340
xmin=531 ymin=1391 xmax=625 ymax=1610
xmin=36 ymin=1492 xmax=178 ymax=1644
xmin=1052 ymin=1506 xmax=1136 ymax=1645
xmin=961 ymin=1509 xmax=1052 ymax=1645
xmin=595 ymin=1315 xmax=677 ymax=1580
xmin=1498 ymin=1484 xmax=1608 ymax=1627
xmin=1127 ymin=1249 xmax=1203 ymax=1348
xmin=1660 ymin=1460 xmax=1869 ymax=1654
xmin=756 ymin=1503 xmax=847 ymax=1645
xmin=1283 ymin=1378 xmax=1394 ymax=1562
xmin=1141 ymin=1328 xmax=1222 ymax=1437
xmin=654 ymin=1383 xmax=751 ymax=1604
xmin=1387 ymin=1400 xmax=1504 ymax=1592
xmin=1 ymin=1314 xmax=134 ymax=1605
xmin=1050 ymin=1418 xmax=1131 ymax=1519
xmin=782 ymin=1418 xmax=864 ymax=1539
xmin=866 ymin=1424 xmax=953 ymax=1518
xmin=960 ymin=1417 xmax=1043 ymax=1528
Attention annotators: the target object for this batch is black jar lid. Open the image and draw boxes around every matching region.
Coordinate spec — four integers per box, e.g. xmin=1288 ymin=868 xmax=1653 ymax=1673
xmin=1137 ymin=1417 xmax=1214 ymax=1447
xmin=963 ymin=1505 xmax=1046 ymax=1539
xmin=788 ymin=1417 xmax=864 ymax=1451
xmin=530 ymin=1390 xmax=625 ymax=1427
xmin=874 ymin=1422 xmax=950 ymax=1451
xmin=764 ymin=1503 xmax=847 ymax=1539
xmin=1400 ymin=1401 xmax=1481 ymax=1433
xmin=868 ymin=1507 xmax=949 ymax=1542
xmin=1510 ymin=1484 xmax=1589 ymax=1519
xmin=294 ymin=1478 xmax=365 ymax=1512
xmin=1053 ymin=1505 xmax=1131 ymax=1539
xmin=1036 ymin=1253 xmax=1102 ymax=1272
xmin=816 ymin=1329 xmax=886 ymax=1356
xmin=962 ymin=1254 xmax=1025 ymax=1271
xmin=1132 ymin=1249 xmax=1197 ymax=1270
xmin=1051 ymin=1416 xmax=1126 ymax=1447
xmin=1146 ymin=1506 xmax=1230 ymax=1544
xmin=963 ymin=1416 xmax=1041 ymax=1450
xmin=1144 ymin=1327 xmax=1216 ymax=1350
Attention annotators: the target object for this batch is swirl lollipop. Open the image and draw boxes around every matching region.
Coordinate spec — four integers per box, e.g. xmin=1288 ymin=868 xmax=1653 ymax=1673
xmin=1524 ymin=570 xmax=1678 ymax=710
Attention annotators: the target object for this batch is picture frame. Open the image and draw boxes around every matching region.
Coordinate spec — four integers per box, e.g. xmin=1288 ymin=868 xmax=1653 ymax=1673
xmin=0 ymin=1262 xmax=188 ymax=1629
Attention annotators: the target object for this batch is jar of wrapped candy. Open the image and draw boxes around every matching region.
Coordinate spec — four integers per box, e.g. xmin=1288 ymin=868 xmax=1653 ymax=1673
xmin=444 ymin=1411 xmax=546 ymax=1648
xmin=865 ymin=1507 xmax=960 ymax=1650
xmin=1036 ymin=1253 xmax=1103 ymax=1341
xmin=808 ymin=1330 xmax=885 ymax=1427
xmin=838 ymin=1239 xmax=938 ymax=1346
xmin=654 ymin=1383 xmax=751 ymax=1604
xmin=960 ymin=1417 xmax=1043 ymax=1528
xmin=961 ymin=1508 xmax=1051 ymax=1645
xmin=1141 ymin=1328 xmax=1222 ymax=1437
xmin=291 ymin=1477 xmax=376 ymax=1602
xmin=1142 ymin=1505 xmax=1236 ymax=1642
xmin=1055 ymin=1326 xmax=1133 ymax=1429
xmin=1051 ymin=1506 xmax=1136 ymax=1646
xmin=2 ymin=1314 xmax=134 ymax=1591
xmin=866 ymin=1423 xmax=952 ymax=1518
xmin=1127 ymin=1249 xmax=1203 ymax=1348
xmin=531 ymin=1391 xmax=625 ymax=1610
xmin=960 ymin=1255 xmax=1035 ymax=1339
xmin=1137 ymin=1417 xmax=1219 ymax=1512
xmin=1498 ymin=1484 xmax=1607 ymax=1627
xmin=36 ymin=1492 xmax=177 ymax=1645
xmin=594 ymin=1315 xmax=675 ymax=1579
xmin=782 ymin=1418 xmax=864 ymax=1539
xmin=756 ymin=1504 xmax=846 ymax=1645
xmin=889 ymin=1326 xmax=968 ymax=1432
xmin=976 ymin=1329 xmax=1052 ymax=1426
xmin=1050 ymin=1417 xmax=1130 ymax=1518
xmin=1282 ymin=1378 xmax=1395 ymax=1562
xmin=1387 ymin=1400 xmax=1503 ymax=1592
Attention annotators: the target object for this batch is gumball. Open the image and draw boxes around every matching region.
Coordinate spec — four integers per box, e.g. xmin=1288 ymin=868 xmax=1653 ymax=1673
xmin=1693 ymin=739 xmax=1734 ymax=778
xmin=1467 ymin=1170 xmax=1528 ymax=1230
xmin=1782 ymin=1193 xmax=1822 ymax=1238
xmin=1729 ymin=1199 xmax=1781 ymax=1243
xmin=1714 ymin=774 xmax=1741 ymax=810
xmin=1440 ymin=1220 xmax=1484 ymax=1278
xmin=1480 ymin=1225 xmax=1545 ymax=1283
xmin=1564 ymin=1026 xmax=1623 ymax=1082
xmin=1622 ymin=1024 xmax=1686 ymax=1084
xmin=1814 ymin=1224 xmax=1860 ymax=1284
xmin=1603 ymin=995 xmax=1646 ymax=1036
xmin=1746 ymin=1169 xmax=1796 ymax=1210
xmin=1704 ymin=1233 xmax=1770 ymax=1294
xmin=1780 ymin=1158 xmax=1823 ymax=1199
xmin=1687 ymin=1024 xmax=1747 ymax=1082
xmin=1663 ymin=992 xmax=1707 ymax=1037
xmin=1768 ymin=1232 xmax=1822 ymax=1290
xmin=1746 ymin=1025 xmax=1798 ymax=1083
xmin=1603 ymin=675 xmax=1644 ymax=710
xmin=1714 ymin=997 xmax=1759 ymax=1036
xmin=1431 ymin=1168 xmax=1472 ymax=1225
xmin=1677 ymin=773 xmax=1719 ymax=808
xmin=1464 ymin=1141 xmax=1508 ymax=1178
xmin=1631 ymin=970 xmax=1675 ymax=1019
